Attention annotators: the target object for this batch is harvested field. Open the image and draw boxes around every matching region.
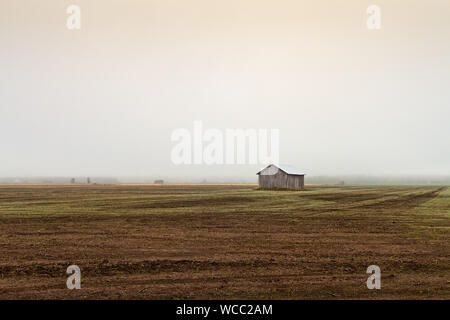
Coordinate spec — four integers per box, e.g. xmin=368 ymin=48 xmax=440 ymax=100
xmin=0 ymin=184 xmax=449 ymax=299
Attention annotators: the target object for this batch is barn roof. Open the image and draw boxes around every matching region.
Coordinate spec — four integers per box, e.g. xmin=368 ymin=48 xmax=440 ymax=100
xmin=257 ymin=164 xmax=305 ymax=176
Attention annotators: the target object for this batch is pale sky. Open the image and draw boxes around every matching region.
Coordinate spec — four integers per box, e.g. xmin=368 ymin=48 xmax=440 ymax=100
xmin=1 ymin=0 xmax=449 ymax=180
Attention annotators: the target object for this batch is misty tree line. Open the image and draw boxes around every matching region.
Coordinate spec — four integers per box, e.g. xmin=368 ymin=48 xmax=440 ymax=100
xmin=70 ymin=177 xmax=91 ymax=184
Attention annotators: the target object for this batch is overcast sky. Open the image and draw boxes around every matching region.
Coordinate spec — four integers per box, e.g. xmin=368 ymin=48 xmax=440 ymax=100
xmin=1 ymin=0 xmax=449 ymax=181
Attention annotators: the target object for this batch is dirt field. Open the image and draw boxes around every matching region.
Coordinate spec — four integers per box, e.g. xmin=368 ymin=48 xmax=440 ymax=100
xmin=0 ymin=184 xmax=449 ymax=299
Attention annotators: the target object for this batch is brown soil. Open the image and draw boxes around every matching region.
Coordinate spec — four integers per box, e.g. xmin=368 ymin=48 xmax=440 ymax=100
xmin=0 ymin=185 xmax=448 ymax=299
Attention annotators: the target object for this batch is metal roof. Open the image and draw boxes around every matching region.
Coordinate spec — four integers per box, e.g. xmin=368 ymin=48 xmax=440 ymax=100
xmin=257 ymin=164 xmax=305 ymax=176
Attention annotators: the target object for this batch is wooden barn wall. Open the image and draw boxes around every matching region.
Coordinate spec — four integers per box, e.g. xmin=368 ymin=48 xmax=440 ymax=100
xmin=258 ymin=171 xmax=304 ymax=189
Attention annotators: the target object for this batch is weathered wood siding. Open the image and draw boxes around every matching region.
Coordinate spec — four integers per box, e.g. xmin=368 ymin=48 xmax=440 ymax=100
xmin=258 ymin=170 xmax=304 ymax=189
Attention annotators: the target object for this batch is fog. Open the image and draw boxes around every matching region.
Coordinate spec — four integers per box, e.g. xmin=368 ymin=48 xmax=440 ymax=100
xmin=1 ymin=0 xmax=449 ymax=183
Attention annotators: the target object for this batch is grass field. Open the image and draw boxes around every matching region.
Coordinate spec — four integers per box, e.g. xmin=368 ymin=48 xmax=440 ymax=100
xmin=0 ymin=184 xmax=449 ymax=299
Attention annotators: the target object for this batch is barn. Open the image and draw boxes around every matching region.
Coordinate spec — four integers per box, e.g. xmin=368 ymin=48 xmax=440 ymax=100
xmin=256 ymin=164 xmax=305 ymax=189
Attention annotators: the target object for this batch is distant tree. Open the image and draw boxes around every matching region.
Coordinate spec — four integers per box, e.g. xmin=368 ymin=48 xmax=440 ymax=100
xmin=87 ymin=177 xmax=91 ymax=184
xmin=70 ymin=178 xmax=75 ymax=184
